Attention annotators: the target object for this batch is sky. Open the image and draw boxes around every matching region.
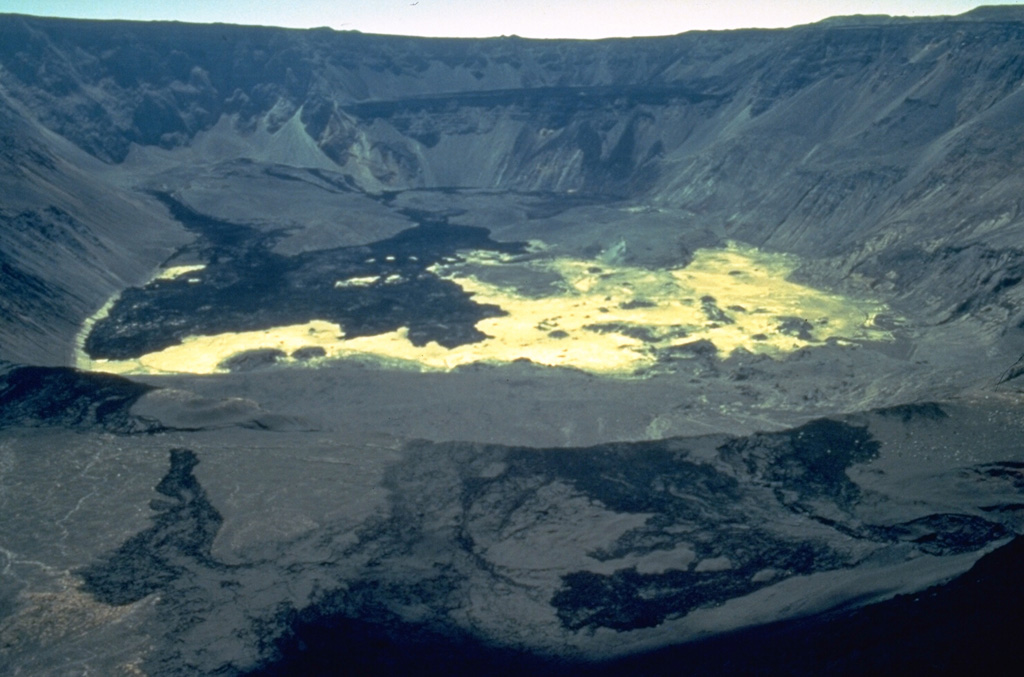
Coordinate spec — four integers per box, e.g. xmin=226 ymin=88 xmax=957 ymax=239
xmin=0 ymin=1 xmax=1019 ymax=39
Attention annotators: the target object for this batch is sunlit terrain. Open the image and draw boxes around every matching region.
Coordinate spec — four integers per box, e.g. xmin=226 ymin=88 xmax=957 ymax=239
xmin=78 ymin=242 xmax=892 ymax=376
xmin=153 ymin=264 xmax=206 ymax=281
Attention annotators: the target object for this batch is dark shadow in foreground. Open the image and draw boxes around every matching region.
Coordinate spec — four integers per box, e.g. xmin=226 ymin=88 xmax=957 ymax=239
xmin=248 ymin=535 xmax=1024 ymax=676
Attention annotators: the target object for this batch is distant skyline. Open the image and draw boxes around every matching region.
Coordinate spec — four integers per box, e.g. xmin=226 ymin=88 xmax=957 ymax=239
xmin=0 ymin=1 xmax=1020 ymax=39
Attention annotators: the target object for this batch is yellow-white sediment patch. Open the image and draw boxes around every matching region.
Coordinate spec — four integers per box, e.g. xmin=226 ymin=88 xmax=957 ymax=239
xmin=73 ymin=264 xmax=207 ymax=369
xmin=422 ymin=242 xmax=890 ymax=369
xmin=334 ymin=276 xmax=379 ymax=288
xmin=83 ymin=321 xmax=345 ymax=375
xmin=79 ymin=242 xmax=893 ymax=377
xmin=74 ymin=293 xmax=121 ymax=370
xmin=154 ymin=264 xmax=206 ymax=280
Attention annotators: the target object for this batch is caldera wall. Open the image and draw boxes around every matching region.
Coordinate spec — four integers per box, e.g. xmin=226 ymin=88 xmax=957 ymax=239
xmin=2 ymin=11 xmax=1024 ymax=362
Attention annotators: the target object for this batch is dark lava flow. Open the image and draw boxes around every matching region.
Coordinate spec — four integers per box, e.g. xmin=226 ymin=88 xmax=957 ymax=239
xmin=77 ymin=448 xmax=224 ymax=605
xmin=84 ymin=193 xmax=527 ymax=360
xmin=245 ymin=415 xmax=1016 ymax=676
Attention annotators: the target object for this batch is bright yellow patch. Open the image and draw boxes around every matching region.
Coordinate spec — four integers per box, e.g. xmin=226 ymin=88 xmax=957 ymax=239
xmin=79 ymin=242 xmax=892 ymax=377
xmin=154 ymin=264 xmax=206 ymax=281
xmin=83 ymin=321 xmax=343 ymax=376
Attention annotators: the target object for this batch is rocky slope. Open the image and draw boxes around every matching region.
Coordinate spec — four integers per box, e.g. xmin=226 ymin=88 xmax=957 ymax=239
xmin=0 ymin=87 xmax=187 ymax=364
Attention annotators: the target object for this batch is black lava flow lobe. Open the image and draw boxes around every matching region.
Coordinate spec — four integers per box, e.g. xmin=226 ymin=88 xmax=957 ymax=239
xmin=77 ymin=448 xmax=224 ymax=605
xmin=83 ymin=194 xmax=527 ymax=361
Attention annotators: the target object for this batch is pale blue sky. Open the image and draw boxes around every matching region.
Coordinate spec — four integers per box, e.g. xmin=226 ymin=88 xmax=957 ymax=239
xmin=0 ymin=1 xmax=1015 ymax=38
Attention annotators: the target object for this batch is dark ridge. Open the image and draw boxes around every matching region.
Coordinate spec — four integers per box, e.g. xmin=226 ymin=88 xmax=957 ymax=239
xmin=342 ymin=84 xmax=723 ymax=120
xmin=980 ymin=502 xmax=1024 ymax=512
xmin=77 ymin=448 xmax=224 ymax=605
xmin=0 ymin=365 xmax=156 ymax=431
xmin=874 ymin=401 xmax=949 ymax=421
xmin=218 ymin=348 xmax=287 ymax=372
xmin=291 ymin=345 xmax=327 ymax=360
xmin=656 ymin=338 xmax=718 ymax=360
xmin=996 ymin=353 xmax=1024 ymax=384
xmin=960 ymin=6 xmax=1024 ymax=22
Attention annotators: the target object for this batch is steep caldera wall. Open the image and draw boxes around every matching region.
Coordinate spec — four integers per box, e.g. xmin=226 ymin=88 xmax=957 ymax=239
xmin=2 ymin=10 xmax=1024 ymax=356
